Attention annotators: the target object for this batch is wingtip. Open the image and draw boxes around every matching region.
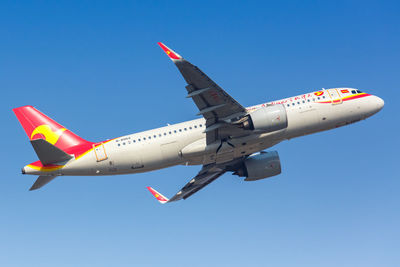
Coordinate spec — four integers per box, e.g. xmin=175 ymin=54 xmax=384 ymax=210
xmin=157 ymin=42 xmax=182 ymax=60
xmin=147 ymin=186 xmax=169 ymax=204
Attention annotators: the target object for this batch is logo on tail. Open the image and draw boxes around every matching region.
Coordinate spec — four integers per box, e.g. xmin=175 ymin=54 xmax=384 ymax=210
xmin=30 ymin=125 xmax=66 ymax=145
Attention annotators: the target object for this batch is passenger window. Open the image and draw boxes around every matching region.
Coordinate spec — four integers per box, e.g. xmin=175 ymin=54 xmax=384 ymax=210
xmin=123 ymin=142 xmax=126 ymax=145
xmin=322 ymin=96 xmax=325 ymax=99
xmin=199 ymin=124 xmax=202 ymax=127
xmin=297 ymin=102 xmax=300 ymax=104
xmin=179 ymin=129 xmax=182 ymax=132
xmin=174 ymin=130 xmax=177 ymax=133
xmin=292 ymin=103 xmax=295 ymax=106
xmin=287 ymin=104 xmax=290 ymax=107
xmin=159 ymin=134 xmax=161 ymax=137
xmin=184 ymin=128 xmax=187 ymax=131
xmin=189 ymin=127 xmax=192 ymax=130
xmin=307 ymin=99 xmax=310 ymax=102
xmin=169 ymin=131 xmax=171 ymax=134
xmin=164 ymin=133 xmax=166 ymax=136
xmin=138 ymin=139 xmax=141 ymax=142
xmin=194 ymin=125 xmax=197 ymax=128
xmin=118 ymin=144 xmax=120 ymax=146
xmin=302 ymin=100 xmax=305 ymax=103
xmin=318 ymin=97 xmax=320 ymax=100
xmin=143 ymin=137 xmax=146 ymax=140
xmin=133 ymin=140 xmax=136 ymax=143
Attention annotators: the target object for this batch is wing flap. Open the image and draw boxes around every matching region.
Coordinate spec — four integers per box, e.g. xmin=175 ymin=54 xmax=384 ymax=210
xmin=171 ymin=170 xmax=225 ymax=202
xmin=147 ymin=165 xmax=226 ymax=204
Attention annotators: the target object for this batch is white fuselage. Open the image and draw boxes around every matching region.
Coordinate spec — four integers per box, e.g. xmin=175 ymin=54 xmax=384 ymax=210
xmin=23 ymin=88 xmax=384 ymax=177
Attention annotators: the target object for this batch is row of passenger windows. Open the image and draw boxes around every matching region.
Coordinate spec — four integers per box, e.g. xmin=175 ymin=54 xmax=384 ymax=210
xmin=116 ymin=124 xmax=204 ymax=146
xmin=286 ymin=96 xmax=325 ymax=107
xmin=286 ymin=89 xmax=363 ymax=107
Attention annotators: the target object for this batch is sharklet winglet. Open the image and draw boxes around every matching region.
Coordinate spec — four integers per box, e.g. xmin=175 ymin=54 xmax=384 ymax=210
xmin=157 ymin=42 xmax=183 ymax=61
xmin=146 ymin=186 xmax=169 ymax=204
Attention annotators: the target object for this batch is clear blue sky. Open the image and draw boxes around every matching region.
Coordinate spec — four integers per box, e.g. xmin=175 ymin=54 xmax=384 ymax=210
xmin=1 ymin=1 xmax=399 ymax=266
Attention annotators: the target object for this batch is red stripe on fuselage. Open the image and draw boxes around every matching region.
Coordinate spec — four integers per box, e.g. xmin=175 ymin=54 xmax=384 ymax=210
xmin=316 ymin=93 xmax=370 ymax=104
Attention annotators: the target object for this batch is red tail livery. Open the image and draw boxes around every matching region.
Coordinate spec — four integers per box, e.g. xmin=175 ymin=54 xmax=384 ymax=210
xmin=13 ymin=105 xmax=91 ymax=152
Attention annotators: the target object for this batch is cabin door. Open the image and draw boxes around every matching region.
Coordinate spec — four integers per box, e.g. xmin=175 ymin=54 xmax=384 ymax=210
xmin=327 ymin=89 xmax=342 ymax=105
xmin=94 ymin=143 xmax=108 ymax=162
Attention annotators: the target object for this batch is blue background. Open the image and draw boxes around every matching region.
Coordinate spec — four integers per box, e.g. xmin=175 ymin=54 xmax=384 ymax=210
xmin=1 ymin=1 xmax=398 ymax=266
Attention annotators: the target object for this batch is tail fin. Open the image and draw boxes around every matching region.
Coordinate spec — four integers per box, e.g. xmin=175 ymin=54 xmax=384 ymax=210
xmin=13 ymin=105 xmax=90 ymax=151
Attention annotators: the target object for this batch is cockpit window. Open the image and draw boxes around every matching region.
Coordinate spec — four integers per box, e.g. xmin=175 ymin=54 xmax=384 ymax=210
xmin=351 ymin=90 xmax=357 ymax=94
xmin=356 ymin=90 xmax=362 ymax=93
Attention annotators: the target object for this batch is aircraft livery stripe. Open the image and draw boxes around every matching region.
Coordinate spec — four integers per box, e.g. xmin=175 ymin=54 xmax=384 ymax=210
xmin=316 ymin=93 xmax=370 ymax=103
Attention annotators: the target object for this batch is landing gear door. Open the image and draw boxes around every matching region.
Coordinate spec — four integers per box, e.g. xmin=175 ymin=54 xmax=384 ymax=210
xmin=94 ymin=143 xmax=108 ymax=162
xmin=327 ymin=89 xmax=342 ymax=105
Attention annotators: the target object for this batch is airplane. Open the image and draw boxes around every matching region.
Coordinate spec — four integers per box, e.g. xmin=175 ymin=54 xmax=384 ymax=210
xmin=13 ymin=42 xmax=384 ymax=204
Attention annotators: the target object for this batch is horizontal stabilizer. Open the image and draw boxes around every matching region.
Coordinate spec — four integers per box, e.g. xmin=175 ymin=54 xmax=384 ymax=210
xmin=30 ymin=175 xmax=57 ymax=191
xmin=30 ymin=139 xmax=72 ymax=165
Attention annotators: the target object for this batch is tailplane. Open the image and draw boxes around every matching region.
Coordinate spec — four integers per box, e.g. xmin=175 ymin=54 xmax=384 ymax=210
xmin=30 ymin=139 xmax=72 ymax=165
xmin=30 ymin=175 xmax=57 ymax=191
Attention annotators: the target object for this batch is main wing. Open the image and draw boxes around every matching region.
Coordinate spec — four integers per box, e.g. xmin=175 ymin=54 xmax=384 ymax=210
xmin=158 ymin=42 xmax=250 ymax=144
xmin=147 ymin=164 xmax=226 ymax=203
xmin=147 ymin=158 xmax=247 ymax=203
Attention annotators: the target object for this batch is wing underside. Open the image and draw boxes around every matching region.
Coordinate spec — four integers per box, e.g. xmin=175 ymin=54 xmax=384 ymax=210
xmin=152 ymin=42 xmax=260 ymax=203
xmin=147 ymin=157 xmax=248 ymax=204
xmin=147 ymin=164 xmax=226 ymax=203
xmin=158 ymin=42 xmax=250 ymax=144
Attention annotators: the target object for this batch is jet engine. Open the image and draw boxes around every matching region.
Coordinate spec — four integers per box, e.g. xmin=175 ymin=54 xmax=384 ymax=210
xmin=240 ymin=105 xmax=287 ymax=132
xmin=233 ymin=151 xmax=281 ymax=181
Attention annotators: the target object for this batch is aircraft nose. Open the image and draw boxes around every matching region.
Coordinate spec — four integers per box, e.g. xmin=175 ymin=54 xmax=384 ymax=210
xmin=375 ymin=96 xmax=384 ymax=111
xmin=368 ymin=95 xmax=384 ymax=117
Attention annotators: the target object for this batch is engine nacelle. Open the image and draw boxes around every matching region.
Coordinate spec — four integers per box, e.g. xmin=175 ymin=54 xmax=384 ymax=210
xmin=242 ymin=105 xmax=288 ymax=132
xmin=234 ymin=151 xmax=281 ymax=181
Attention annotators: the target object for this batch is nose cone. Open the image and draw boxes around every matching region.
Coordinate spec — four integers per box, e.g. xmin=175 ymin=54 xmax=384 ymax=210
xmin=375 ymin=96 xmax=384 ymax=111
xmin=367 ymin=95 xmax=384 ymax=117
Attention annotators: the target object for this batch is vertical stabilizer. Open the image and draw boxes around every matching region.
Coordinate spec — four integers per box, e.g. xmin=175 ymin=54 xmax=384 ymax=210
xmin=13 ymin=106 xmax=91 ymax=152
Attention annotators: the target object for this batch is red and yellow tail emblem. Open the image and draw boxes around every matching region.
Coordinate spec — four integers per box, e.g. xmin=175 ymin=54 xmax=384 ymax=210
xmin=30 ymin=125 xmax=66 ymax=145
xmin=13 ymin=105 xmax=91 ymax=152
